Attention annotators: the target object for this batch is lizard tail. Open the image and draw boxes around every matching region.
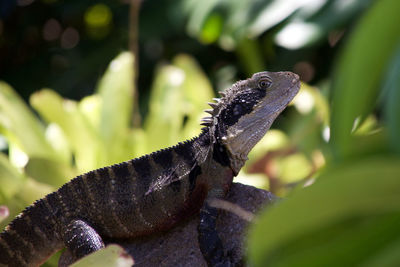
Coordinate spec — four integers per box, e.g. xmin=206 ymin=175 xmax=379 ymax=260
xmin=0 ymin=196 xmax=63 ymax=267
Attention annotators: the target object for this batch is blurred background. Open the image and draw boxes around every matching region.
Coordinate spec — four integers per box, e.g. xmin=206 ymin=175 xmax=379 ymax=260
xmin=1 ymin=0 xmax=400 ymax=266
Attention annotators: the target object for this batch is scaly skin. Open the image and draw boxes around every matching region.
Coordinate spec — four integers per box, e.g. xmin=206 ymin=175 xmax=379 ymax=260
xmin=0 ymin=71 xmax=300 ymax=267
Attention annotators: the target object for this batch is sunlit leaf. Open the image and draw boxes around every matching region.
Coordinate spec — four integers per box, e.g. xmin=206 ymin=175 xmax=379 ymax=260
xmin=172 ymin=54 xmax=215 ymax=138
xmin=0 ymin=153 xmax=25 ymax=202
xmin=278 ymin=152 xmax=312 ymax=183
xmin=71 ymin=245 xmax=134 ymax=267
xmin=144 ymin=65 xmax=186 ymax=152
xmin=0 ymin=82 xmax=54 ymax=158
xmin=1 ymin=177 xmax=54 ymax=230
xmin=97 ymin=52 xmax=135 ymax=164
xmin=25 ymin=157 xmax=76 ymax=186
xmin=30 ymin=89 xmax=103 ymax=172
xmin=246 ymin=129 xmax=290 ymax=167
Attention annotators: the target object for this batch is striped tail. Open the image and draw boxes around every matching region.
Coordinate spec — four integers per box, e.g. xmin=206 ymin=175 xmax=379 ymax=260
xmin=0 ymin=195 xmax=63 ymax=267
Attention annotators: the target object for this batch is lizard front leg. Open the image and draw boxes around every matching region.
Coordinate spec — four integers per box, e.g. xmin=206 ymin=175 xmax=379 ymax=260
xmin=198 ymin=199 xmax=232 ymax=267
xmin=61 ymin=219 xmax=105 ymax=264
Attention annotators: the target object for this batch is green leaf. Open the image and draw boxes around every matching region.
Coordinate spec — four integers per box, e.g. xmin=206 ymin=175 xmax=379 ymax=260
xmin=25 ymin=157 xmax=76 ymax=187
xmin=172 ymin=54 xmax=214 ymax=137
xmin=0 ymin=153 xmax=25 ymax=202
xmin=200 ymin=12 xmax=223 ymax=44
xmin=144 ymin=54 xmax=213 ymax=152
xmin=0 ymin=82 xmax=54 ymax=158
xmin=1 ymin=178 xmax=54 ymax=229
xmin=30 ymin=89 xmax=103 ymax=172
xmin=330 ymin=0 xmax=400 ymax=161
xmin=383 ymin=45 xmax=400 ymax=155
xmin=71 ymin=245 xmax=133 ymax=267
xmin=96 ymin=52 xmax=135 ymax=164
xmin=143 ymin=64 xmax=187 ymax=152
xmin=248 ymin=156 xmax=400 ymax=266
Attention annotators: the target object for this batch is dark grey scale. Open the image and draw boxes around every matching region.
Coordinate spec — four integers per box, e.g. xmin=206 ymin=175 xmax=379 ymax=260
xmin=84 ymin=170 xmax=110 ymax=207
xmin=107 ymin=163 xmax=138 ymax=227
xmin=66 ymin=176 xmax=91 ymax=219
xmin=130 ymin=156 xmax=159 ymax=225
xmin=89 ymin=168 xmax=111 ymax=202
xmin=152 ymin=148 xmax=173 ymax=167
xmin=173 ymin=141 xmax=197 ymax=168
xmin=44 ymin=192 xmax=64 ymax=224
xmin=197 ymin=129 xmax=211 ymax=147
xmin=111 ymin=162 xmax=136 ymax=207
xmin=169 ymin=179 xmax=181 ymax=193
xmin=2 ymin=218 xmax=35 ymax=259
xmin=212 ymin=142 xmax=230 ymax=167
xmin=151 ymin=148 xmax=182 ymax=194
xmin=73 ymin=171 xmax=105 ymax=228
xmin=132 ymin=155 xmax=152 ymax=195
xmin=57 ymin=182 xmax=84 ymax=219
xmin=90 ymin=166 xmax=131 ymax=236
xmin=188 ymin=164 xmax=202 ymax=193
xmin=24 ymin=199 xmax=59 ymax=242
xmin=0 ymin=238 xmax=14 ymax=265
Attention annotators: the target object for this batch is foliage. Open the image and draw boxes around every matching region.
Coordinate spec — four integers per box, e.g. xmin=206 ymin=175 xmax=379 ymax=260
xmin=71 ymin=245 xmax=133 ymax=267
xmin=248 ymin=0 xmax=400 ymax=266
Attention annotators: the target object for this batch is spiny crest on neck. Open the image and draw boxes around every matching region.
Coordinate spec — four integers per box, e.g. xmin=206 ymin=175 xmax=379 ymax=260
xmin=199 ymin=73 xmax=268 ymax=128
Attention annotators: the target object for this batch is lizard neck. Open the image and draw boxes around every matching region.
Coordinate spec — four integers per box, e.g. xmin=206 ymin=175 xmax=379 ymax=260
xmin=196 ymin=127 xmax=235 ymax=197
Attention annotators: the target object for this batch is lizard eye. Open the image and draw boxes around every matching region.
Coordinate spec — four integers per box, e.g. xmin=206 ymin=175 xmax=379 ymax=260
xmin=258 ymin=78 xmax=272 ymax=89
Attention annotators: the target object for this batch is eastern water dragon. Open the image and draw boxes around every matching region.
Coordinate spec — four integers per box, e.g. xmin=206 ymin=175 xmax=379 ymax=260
xmin=0 ymin=71 xmax=300 ymax=266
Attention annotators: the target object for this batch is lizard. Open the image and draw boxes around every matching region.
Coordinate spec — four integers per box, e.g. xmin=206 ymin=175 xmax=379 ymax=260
xmin=0 ymin=71 xmax=300 ymax=267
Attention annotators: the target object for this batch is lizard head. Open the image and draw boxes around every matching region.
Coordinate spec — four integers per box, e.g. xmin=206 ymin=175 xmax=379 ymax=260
xmin=201 ymin=71 xmax=300 ymax=175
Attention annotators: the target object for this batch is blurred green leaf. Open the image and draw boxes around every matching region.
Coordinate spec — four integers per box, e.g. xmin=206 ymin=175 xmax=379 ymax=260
xmin=278 ymin=153 xmax=312 ymax=183
xmin=144 ymin=54 xmax=214 ymax=152
xmin=0 ymin=82 xmax=55 ymax=158
xmin=200 ymin=13 xmax=223 ymax=44
xmin=383 ymin=45 xmax=400 ymax=155
xmin=25 ymin=157 xmax=76 ymax=186
xmin=248 ymin=156 xmax=400 ymax=266
xmin=79 ymin=95 xmax=102 ymax=132
xmin=0 ymin=153 xmax=25 ymax=202
xmin=144 ymin=65 xmax=186 ymax=152
xmin=274 ymin=0 xmax=372 ymax=49
xmin=30 ymin=89 xmax=103 ymax=172
xmin=172 ymin=54 xmax=214 ymax=137
xmin=330 ymin=0 xmax=400 ymax=161
xmin=1 ymin=177 xmax=54 ymax=230
xmin=72 ymin=244 xmax=133 ymax=267
xmin=97 ymin=52 xmax=135 ymax=164
xmin=236 ymin=38 xmax=266 ymax=76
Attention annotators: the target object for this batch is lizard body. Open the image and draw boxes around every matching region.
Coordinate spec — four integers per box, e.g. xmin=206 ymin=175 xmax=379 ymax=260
xmin=0 ymin=71 xmax=300 ymax=266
